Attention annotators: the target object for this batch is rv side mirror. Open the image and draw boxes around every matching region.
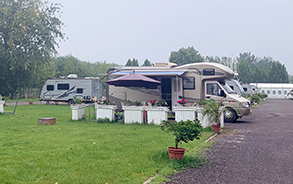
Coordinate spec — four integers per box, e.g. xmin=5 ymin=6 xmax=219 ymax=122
xmin=220 ymin=90 xmax=226 ymax=97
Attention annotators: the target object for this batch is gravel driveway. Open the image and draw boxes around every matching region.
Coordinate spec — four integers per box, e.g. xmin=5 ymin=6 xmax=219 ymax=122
xmin=167 ymin=99 xmax=293 ymax=184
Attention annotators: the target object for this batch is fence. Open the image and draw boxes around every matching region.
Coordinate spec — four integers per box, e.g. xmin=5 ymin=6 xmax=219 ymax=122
xmin=9 ymin=88 xmax=41 ymax=99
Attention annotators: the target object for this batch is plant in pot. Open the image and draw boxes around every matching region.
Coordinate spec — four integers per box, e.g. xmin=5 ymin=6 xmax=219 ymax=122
xmin=202 ymin=100 xmax=223 ymax=133
xmin=161 ymin=120 xmax=202 ymax=160
xmin=177 ymin=98 xmax=187 ymax=106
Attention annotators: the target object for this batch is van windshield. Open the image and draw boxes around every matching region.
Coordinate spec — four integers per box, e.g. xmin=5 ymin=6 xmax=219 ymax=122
xmin=221 ymin=82 xmax=236 ymax=94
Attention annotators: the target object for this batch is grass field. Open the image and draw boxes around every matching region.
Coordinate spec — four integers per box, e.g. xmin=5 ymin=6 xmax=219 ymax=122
xmin=0 ymin=105 xmax=214 ymax=184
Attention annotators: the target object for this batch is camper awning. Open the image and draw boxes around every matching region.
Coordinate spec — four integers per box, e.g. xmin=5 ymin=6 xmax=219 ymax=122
xmin=112 ymin=71 xmax=186 ymax=76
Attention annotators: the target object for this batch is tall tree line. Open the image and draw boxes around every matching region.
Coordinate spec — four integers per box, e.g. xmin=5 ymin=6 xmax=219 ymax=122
xmin=169 ymin=47 xmax=289 ymax=84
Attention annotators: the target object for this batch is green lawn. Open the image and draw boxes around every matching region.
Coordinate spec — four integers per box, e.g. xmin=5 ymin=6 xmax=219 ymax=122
xmin=0 ymin=105 xmax=213 ymax=184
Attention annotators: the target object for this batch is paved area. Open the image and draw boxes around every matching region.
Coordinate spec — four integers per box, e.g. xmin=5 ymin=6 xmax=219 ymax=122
xmin=167 ymin=99 xmax=293 ymax=184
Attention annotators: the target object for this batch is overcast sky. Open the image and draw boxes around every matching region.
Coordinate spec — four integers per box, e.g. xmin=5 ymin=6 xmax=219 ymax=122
xmin=49 ymin=0 xmax=293 ymax=74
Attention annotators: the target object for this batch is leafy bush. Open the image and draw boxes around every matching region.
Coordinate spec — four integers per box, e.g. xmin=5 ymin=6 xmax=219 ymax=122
xmin=161 ymin=120 xmax=202 ymax=149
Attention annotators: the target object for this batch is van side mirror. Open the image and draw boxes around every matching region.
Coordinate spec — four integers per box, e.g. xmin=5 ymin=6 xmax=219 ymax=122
xmin=220 ymin=90 xmax=226 ymax=97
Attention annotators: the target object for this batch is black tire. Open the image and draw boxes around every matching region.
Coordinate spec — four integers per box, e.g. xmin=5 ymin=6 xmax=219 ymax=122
xmin=224 ymin=108 xmax=237 ymax=122
xmin=67 ymin=99 xmax=74 ymax=105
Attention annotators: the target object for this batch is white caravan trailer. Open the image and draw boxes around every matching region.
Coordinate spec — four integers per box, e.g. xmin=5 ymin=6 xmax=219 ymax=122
xmin=250 ymin=83 xmax=293 ymax=99
xmin=107 ymin=62 xmax=251 ymax=122
xmin=40 ymin=77 xmax=102 ymax=105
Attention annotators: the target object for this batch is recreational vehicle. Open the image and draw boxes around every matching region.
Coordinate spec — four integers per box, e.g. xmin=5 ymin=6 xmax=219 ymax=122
xmin=107 ymin=62 xmax=251 ymax=122
xmin=226 ymin=79 xmax=246 ymax=95
xmin=40 ymin=76 xmax=102 ymax=105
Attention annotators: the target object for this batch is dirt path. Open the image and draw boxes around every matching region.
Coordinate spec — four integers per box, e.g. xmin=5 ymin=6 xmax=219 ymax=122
xmin=167 ymin=99 xmax=293 ymax=184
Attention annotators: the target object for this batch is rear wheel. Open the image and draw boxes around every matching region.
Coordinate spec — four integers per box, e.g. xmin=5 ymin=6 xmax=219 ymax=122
xmin=224 ymin=108 xmax=237 ymax=122
xmin=67 ymin=99 xmax=74 ymax=105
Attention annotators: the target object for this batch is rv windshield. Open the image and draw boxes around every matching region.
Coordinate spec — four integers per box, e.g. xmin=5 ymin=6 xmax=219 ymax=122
xmin=221 ymin=82 xmax=236 ymax=94
xmin=233 ymin=79 xmax=246 ymax=94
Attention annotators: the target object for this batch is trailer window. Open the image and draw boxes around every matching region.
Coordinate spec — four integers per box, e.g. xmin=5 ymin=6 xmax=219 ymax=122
xmin=273 ymin=90 xmax=276 ymax=94
xmin=267 ymin=90 xmax=270 ymax=94
xmin=183 ymin=77 xmax=195 ymax=90
xmin=77 ymin=88 xmax=83 ymax=94
xmin=284 ymin=90 xmax=287 ymax=95
xmin=47 ymin=85 xmax=54 ymax=91
xmin=278 ymin=90 xmax=281 ymax=95
xmin=58 ymin=84 xmax=69 ymax=90
xmin=203 ymin=68 xmax=215 ymax=75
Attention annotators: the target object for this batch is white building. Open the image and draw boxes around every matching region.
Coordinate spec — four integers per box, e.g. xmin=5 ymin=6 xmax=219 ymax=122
xmin=250 ymin=83 xmax=293 ymax=99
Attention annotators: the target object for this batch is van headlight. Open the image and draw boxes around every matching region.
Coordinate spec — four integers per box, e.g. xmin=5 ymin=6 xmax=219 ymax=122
xmin=240 ymin=102 xmax=249 ymax=108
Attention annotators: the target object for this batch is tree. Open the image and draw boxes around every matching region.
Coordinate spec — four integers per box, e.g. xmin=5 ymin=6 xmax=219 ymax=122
xmin=125 ymin=59 xmax=132 ymax=66
xmin=142 ymin=59 xmax=151 ymax=66
xmin=0 ymin=0 xmax=65 ymax=96
xmin=169 ymin=46 xmax=204 ymax=65
xmin=125 ymin=58 xmax=139 ymax=66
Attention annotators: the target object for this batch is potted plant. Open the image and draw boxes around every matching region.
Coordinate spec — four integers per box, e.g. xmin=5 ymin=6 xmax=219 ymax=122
xmin=177 ymin=98 xmax=187 ymax=106
xmin=147 ymin=99 xmax=169 ymax=125
xmin=161 ymin=120 xmax=202 ymax=160
xmin=202 ymin=100 xmax=223 ymax=133
xmin=70 ymin=97 xmax=85 ymax=120
xmin=95 ymin=97 xmax=117 ymax=121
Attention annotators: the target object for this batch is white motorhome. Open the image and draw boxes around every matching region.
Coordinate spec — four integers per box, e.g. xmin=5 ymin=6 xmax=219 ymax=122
xmin=107 ymin=62 xmax=251 ymax=122
xmin=227 ymin=79 xmax=246 ymax=95
xmin=40 ymin=77 xmax=102 ymax=105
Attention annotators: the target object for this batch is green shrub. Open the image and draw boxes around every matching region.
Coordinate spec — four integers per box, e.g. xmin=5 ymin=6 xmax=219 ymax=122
xmin=161 ymin=120 xmax=203 ymax=149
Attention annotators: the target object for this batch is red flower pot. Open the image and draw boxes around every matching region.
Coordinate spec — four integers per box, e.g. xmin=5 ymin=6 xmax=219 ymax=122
xmin=212 ymin=124 xmax=221 ymax=133
xmin=167 ymin=147 xmax=186 ymax=160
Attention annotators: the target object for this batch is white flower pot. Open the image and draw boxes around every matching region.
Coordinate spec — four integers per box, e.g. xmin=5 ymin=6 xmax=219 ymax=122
xmin=0 ymin=100 xmax=5 ymax=113
xmin=197 ymin=107 xmax=224 ymax=128
xmin=122 ymin=106 xmax=145 ymax=124
xmin=173 ymin=106 xmax=198 ymax=122
xmin=95 ymin=104 xmax=117 ymax=121
xmin=147 ymin=106 xmax=169 ymax=125
xmin=71 ymin=104 xmax=85 ymax=120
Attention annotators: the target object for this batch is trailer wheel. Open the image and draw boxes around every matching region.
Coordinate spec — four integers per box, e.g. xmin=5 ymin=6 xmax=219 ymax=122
xmin=224 ymin=108 xmax=237 ymax=122
xmin=67 ymin=99 xmax=74 ymax=105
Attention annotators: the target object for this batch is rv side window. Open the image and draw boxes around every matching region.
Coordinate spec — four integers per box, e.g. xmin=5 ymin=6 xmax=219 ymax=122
xmin=267 ymin=90 xmax=270 ymax=94
xmin=278 ymin=90 xmax=281 ymax=95
xmin=284 ymin=90 xmax=287 ymax=95
xmin=77 ymin=88 xmax=83 ymax=94
xmin=203 ymin=68 xmax=215 ymax=75
xmin=47 ymin=85 xmax=54 ymax=91
xmin=262 ymin=90 xmax=265 ymax=94
xmin=243 ymin=87 xmax=248 ymax=92
xmin=183 ymin=77 xmax=195 ymax=90
xmin=58 ymin=84 xmax=69 ymax=90
xmin=206 ymin=83 xmax=222 ymax=96
xmin=230 ymin=86 xmax=234 ymax=90
xmin=273 ymin=90 xmax=276 ymax=94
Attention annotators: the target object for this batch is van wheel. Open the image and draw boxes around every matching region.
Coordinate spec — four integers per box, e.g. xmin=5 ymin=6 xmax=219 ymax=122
xmin=67 ymin=99 xmax=74 ymax=105
xmin=224 ymin=108 xmax=237 ymax=122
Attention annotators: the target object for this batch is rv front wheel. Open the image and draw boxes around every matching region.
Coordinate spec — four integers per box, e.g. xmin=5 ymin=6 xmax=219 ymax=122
xmin=224 ymin=108 xmax=237 ymax=122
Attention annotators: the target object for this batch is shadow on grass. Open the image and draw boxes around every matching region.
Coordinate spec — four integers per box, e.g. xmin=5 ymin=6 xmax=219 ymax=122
xmin=153 ymin=149 xmax=208 ymax=171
